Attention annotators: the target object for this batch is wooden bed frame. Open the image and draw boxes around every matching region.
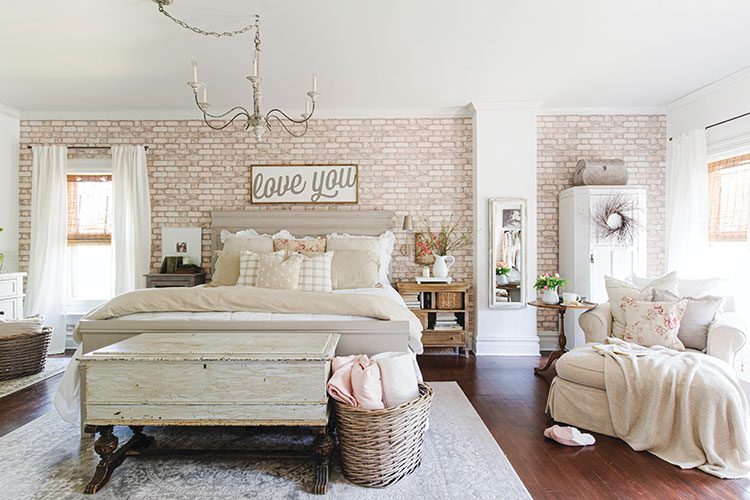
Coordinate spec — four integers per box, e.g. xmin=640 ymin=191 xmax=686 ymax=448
xmin=76 ymin=209 xmax=410 ymax=357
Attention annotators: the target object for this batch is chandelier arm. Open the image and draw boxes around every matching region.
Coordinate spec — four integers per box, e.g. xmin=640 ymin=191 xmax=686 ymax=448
xmin=202 ymin=111 xmax=252 ymax=131
xmin=193 ymin=94 xmax=251 ymax=120
xmin=264 ymin=101 xmax=315 ymax=125
xmin=266 ymin=113 xmax=310 ymax=138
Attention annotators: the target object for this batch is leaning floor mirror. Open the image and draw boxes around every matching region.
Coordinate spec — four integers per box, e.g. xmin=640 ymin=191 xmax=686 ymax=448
xmin=489 ymin=198 xmax=527 ymax=309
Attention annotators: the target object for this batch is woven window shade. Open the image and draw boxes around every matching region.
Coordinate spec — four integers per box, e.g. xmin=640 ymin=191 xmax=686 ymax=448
xmin=67 ymin=174 xmax=113 ymax=245
xmin=708 ymin=154 xmax=750 ymax=242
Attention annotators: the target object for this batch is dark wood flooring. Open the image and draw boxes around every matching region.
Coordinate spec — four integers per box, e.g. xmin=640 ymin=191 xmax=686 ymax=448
xmin=1 ymin=353 xmax=748 ymax=499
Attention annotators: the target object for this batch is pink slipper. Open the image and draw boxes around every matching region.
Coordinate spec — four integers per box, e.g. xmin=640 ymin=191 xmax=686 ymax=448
xmin=544 ymin=425 xmax=595 ymax=446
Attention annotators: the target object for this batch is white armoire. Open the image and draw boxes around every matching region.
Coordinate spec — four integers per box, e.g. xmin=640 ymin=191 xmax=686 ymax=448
xmin=559 ymin=186 xmax=647 ymax=348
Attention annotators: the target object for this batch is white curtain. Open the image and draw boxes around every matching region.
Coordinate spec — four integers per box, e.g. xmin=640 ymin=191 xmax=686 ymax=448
xmin=666 ymin=129 xmax=709 ymax=275
xmin=112 ymin=145 xmax=151 ymax=294
xmin=26 ymin=146 xmax=68 ymax=354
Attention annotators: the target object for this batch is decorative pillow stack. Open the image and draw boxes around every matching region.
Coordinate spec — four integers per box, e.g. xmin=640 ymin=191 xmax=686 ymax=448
xmin=210 ymin=230 xmax=275 ymax=287
xmin=237 ymin=250 xmax=285 ymax=287
xmin=256 ymin=253 xmax=305 ymax=290
xmin=604 ymin=272 xmax=679 ymax=338
xmin=238 ymin=250 xmax=334 ymax=292
xmin=619 ymin=296 xmax=687 ymax=350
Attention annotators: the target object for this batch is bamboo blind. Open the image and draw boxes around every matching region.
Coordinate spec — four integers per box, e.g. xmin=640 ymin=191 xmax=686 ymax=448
xmin=66 ymin=174 xmax=113 ymax=245
xmin=708 ymin=153 xmax=750 ymax=242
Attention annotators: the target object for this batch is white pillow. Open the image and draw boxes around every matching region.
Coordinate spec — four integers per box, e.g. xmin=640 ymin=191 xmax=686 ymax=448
xmin=296 ymin=251 xmax=334 ymax=292
xmin=326 ymin=231 xmax=395 ymax=284
xmin=652 ymin=289 xmax=723 ymax=351
xmin=237 ymin=250 xmax=285 ymax=287
xmin=220 ymin=228 xmax=272 ymax=244
xmin=606 ymin=272 xmax=678 ymax=338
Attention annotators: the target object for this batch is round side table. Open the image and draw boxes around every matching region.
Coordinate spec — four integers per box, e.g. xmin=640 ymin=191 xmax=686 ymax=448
xmin=529 ymin=300 xmax=596 ymax=375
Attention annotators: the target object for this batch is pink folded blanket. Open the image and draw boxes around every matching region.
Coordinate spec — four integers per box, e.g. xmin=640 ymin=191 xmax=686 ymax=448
xmin=327 ymin=355 xmax=357 ymax=406
xmin=351 ymin=354 xmax=385 ymax=409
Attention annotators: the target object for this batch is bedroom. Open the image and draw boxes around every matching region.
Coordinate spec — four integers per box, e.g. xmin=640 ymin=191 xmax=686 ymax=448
xmin=0 ymin=1 xmax=749 ymax=498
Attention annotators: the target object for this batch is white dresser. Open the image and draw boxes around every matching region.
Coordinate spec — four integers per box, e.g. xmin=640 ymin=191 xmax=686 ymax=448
xmin=0 ymin=272 xmax=26 ymax=320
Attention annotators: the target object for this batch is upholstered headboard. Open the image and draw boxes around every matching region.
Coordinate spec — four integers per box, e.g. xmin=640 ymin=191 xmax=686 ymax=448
xmin=209 ymin=210 xmax=396 ymax=256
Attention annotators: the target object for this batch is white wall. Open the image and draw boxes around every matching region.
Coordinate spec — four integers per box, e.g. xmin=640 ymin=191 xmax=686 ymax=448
xmin=668 ymin=67 xmax=750 ymax=153
xmin=0 ymin=102 xmax=20 ymax=272
xmin=472 ymin=102 xmax=540 ymax=356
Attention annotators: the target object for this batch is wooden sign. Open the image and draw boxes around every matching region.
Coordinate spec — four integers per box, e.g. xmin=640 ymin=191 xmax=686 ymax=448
xmin=250 ymin=164 xmax=359 ymax=204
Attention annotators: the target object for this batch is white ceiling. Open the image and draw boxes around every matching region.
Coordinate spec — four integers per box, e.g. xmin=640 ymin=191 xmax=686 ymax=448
xmin=1 ymin=0 xmax=750 ymax=117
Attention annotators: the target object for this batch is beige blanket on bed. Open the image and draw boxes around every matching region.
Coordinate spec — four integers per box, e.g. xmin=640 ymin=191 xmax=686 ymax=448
xmin=593 ymin=338 xmax=750 ymax=478
xmin=76 ymin=286 xmax=424 ymax=352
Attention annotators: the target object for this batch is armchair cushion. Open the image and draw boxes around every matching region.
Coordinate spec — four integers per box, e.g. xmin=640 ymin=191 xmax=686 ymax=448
xmin=556 ymin=346 xmax=606 ymax=390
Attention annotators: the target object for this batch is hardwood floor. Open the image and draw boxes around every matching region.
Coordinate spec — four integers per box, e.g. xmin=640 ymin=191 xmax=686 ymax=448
xmin=0 ymin=353 xmax=748 ymax=499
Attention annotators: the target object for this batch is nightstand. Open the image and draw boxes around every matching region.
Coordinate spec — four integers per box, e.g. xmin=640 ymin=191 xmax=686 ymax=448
xmin=395 ymin=281 xmax=470 ymax=356
xmin=144 ymin=272 xmax=206 ymax=288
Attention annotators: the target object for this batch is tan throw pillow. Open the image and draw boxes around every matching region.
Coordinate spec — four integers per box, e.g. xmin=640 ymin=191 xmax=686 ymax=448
xmin=620 ymin=296 xmax=687 ymax=350
xmin=296 ymin=251 xmax=334 ymax=292
xmin=209 ymin=236 xmax=275 ymax=287
xmin=331 ymin=250 xmax=381 ymax=289
xmin=652 ymin=289 xmax=723 ymax=351
xmin=256 ymin=253 xmax=304 ymax=290
xmin=326 ymin=231 xmax=395 ymax=283
xmin=237 ymin=250 xmax=286 ymax=287
xmin=605 ymin=272 xmax=678 ymax=337
xmin=273 ymin=237 xmax=327 ymax=254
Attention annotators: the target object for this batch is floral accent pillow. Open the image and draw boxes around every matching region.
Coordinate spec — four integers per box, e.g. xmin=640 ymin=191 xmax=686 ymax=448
xmin=273 ymin=237 xmax=327 ymax=254
xmin=619 ymin=296 xmax=687 ymax=350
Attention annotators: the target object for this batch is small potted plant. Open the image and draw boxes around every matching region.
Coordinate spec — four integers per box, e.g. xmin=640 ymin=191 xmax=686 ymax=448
xmin=534 ymin=272 xmax=568 ymax=305
xmin=495 ymin=263 xmax=511 ymax=285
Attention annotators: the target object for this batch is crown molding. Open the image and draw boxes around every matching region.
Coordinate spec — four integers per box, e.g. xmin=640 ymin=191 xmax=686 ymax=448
xmin=0 ymin=102 xmax=20 ymax=120
xmin=20 ymin=106 xmax=473 ymax=121
xmin=666 ymin=66 xmax=750 ymax=111
xmin=538 ymin=106 xmax=666 ymax=116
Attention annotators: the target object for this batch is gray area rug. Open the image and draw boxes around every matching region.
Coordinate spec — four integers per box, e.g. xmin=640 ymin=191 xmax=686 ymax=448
xmin=0 ymin=357 xmax=69 ymax=398
xmin=0 ymin=381 xmax=530 ymax=499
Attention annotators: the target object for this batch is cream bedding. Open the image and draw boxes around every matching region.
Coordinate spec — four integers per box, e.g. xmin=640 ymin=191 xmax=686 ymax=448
xmin=76 ymin=285 xmax=423 ymax=351
xmin=593 ymin=338 xmax=750 ymax=478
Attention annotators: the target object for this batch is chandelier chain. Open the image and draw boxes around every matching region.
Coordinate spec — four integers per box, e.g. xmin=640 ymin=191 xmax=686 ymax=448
xmin=157 ymin=2 xmax=254 ymax=38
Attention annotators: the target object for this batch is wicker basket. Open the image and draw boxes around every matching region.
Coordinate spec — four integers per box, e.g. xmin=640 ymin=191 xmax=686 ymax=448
xmin=436 ymin=291 xmax=462 ymax=309
xmin=413 ymin=310 xmax=429 ymax=330
xmin=334 ymin=383 xmax=433 ymax=488
xmin=0 ymin=327 xmax=53 ymax=381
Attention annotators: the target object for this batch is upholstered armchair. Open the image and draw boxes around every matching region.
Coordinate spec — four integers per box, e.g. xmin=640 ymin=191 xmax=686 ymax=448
xmin=547 ymin=300 xmax=747 ymax=437
xmin=578 ymin=302 xmax=747 ymax=366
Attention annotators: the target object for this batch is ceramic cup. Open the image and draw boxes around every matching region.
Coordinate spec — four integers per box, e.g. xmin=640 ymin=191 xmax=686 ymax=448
xmin=562 ymin=292 xmax=581 ymax=305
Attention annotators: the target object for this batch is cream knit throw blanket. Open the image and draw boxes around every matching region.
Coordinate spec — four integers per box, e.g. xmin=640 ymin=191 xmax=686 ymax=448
xmin=76 ymin=286 xmax=424 ymax=353
xmin=593 ymin=338 xmax=750 ymax=478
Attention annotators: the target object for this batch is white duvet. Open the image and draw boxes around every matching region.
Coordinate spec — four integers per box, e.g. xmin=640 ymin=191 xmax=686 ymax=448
xmin=54 ymin=285 xmax=412 ymax=424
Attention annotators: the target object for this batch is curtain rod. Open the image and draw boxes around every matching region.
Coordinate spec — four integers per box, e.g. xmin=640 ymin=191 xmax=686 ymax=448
xmin=668 ymin=110 xmax=750 ymax=141
xmin=25 ymin=145 xmax=150 ymax=151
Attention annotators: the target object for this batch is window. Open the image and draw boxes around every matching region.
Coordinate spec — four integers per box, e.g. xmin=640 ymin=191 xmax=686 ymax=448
xmin=708 ymin=153 xmax=750 ymax=242
xmin=66 ymin=171 xmax=114 ymax=303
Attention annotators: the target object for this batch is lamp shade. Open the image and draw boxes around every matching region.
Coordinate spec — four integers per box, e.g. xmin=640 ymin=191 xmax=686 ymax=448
xmin=402 ymin=214 xmax=414 ymax=231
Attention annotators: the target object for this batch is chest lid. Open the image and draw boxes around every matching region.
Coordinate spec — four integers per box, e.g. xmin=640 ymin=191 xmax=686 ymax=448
xmin=80 ymin=332 xmax=340 ymax=362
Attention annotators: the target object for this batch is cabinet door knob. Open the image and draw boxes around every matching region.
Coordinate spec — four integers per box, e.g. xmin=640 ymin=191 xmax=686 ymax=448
xmin=0 ymin=311 xmax=4 ymax=315
xmin=589 ymin=254 xmax=595 ymax=263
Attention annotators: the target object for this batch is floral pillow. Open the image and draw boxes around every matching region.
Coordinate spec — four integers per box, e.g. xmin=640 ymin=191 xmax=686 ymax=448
xmin=273 ymin=237 xmax=326 ymax=254
xmin=619 ymin=296 xmax=687 ymax=350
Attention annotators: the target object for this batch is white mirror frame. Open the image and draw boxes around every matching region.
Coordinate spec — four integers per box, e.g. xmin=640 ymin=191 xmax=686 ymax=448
xmin=489 ymin=198 xmax=527 ymax=309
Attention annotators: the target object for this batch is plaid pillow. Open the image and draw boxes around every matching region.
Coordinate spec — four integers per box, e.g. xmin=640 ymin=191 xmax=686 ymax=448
xmin=238 ymin=250 xmax=285 ymax=287
xmin=297 ymin=251 xmax=334 ymax=292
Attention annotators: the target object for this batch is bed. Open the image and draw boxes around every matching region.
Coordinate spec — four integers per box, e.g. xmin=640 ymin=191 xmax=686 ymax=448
xmin=75 ymin=210 xmax=415 ymax=356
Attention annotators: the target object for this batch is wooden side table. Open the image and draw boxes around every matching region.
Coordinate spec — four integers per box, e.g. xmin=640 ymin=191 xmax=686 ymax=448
xmin=529 ymin=300 xmax=596 ymax=374
xmin=395 ymin=281 xmax=471 ymax=356
xmin=144 ymin=272 xmax=206 ymax=288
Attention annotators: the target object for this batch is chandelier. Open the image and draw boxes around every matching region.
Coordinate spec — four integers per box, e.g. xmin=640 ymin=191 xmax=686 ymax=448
xmin=154 ymin=0 xmax=319 ymax=140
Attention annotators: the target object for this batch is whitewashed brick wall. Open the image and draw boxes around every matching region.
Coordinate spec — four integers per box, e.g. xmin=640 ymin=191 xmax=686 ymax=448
xmin=536 ymin=114 xmax=667 ymax=333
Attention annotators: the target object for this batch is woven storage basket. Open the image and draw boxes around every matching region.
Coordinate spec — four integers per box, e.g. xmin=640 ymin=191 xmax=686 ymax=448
xmin=414 ymin=311 xmax=429 ymax=330
xmin=0 ymin=327 xmax=53 ymax=381
xmin=334 ymin=383 xmax=433 ymax=488
xmin=436 ymin=291 xmax=462 ymax=309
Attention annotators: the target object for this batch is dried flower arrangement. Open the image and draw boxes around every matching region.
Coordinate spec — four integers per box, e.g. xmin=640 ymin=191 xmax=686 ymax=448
xmin=419 ymin=218 xmax=471 ymax=257
xmin=592 ymin=193 xmax=640 ymax=246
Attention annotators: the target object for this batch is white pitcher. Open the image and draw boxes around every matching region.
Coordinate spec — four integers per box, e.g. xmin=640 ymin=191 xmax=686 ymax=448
xmin=432 ymin=255 xmax=455 ymax=278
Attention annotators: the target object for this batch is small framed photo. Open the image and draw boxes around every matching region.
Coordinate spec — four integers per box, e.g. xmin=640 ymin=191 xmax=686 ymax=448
xmin=502 ymin=209 xmax=522 ymax=229
xmin=162 ymin=227 xmax=202 ymax=267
